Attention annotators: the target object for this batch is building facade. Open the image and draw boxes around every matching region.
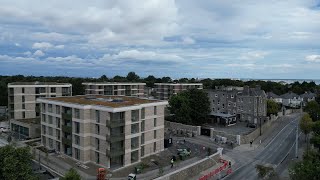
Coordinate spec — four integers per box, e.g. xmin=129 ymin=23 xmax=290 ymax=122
xmin=154 ymin=83 xmax=203 ymax=100
xmin=7 ymin=82 xmax=72 ymax=138
xmin=207 ymin=86 xmax=267 ymax=125
xmin=82 ymin=82 xmax=146 ymax=97
xmin=281 ymin=92 xmax=302 ymax=108
xmin=37 ymin=95 xmax=167 ymax=169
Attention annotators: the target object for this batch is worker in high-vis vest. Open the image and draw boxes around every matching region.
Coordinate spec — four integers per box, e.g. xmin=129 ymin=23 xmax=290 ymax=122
xmin=171 ymin=158 xmax=174 ymax=168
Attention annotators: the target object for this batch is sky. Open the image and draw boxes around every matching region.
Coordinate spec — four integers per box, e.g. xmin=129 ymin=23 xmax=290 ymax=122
xmin=1 ymin=0 xmax=320 ymax=79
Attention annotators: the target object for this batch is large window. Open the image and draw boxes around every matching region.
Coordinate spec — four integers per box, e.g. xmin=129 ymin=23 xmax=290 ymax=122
xmin=48 ymin=115 xmax=53 ymax=124
xmin=74 ymin=135 xmax=80 ymax=145
xmin=75 ymin=148 xmax=80 ymax=160
xmin=154 ymin=130 xmax=157 ymax=139
xmin=48 ymin=104 xmax=52 ymax=113
xmin=95 ymin=138 xmax=100 ymax=150
xmin=154 ymin=118 xmax=157 ymax=127
xmin=131 ymin=137 xmax=139 ymax=149
xmin=56 ymin=105 xmax=60 ymax=114
xmin=95 ymin=110 xmax=100 ymax=123
xmin=95 ymin=124 xmax=100 ymax=135
xmin=131 ymin=123 xmax=139 ymax=134
xmin=49 ymin=127 xmax=53 ymax=136
xmin=56 ymin=117 xmax=60 ymax=128
xmin=141 ymin=108 xmax=145 ymax=119
xmin=51 ymin=87 xmax=56 ymax=93
xmin=74 ymin=122 xmax=80 ymax=134
xmin=131 ymin=150 xmax=139 ymax=163
xmin=75 ymin=109 xmax=80 ymax=119
xmin=141 ymin=121 xmax=145 ymax=132
xmin=154 ymin=106 xmax=157 ymax=115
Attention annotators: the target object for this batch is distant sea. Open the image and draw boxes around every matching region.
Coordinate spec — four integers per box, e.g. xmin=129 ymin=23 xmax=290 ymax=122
xmin=239 ymin=79 xmax=320 ymax=85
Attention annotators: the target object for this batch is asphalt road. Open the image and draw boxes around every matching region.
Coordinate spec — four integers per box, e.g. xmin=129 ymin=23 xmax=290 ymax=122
xmin=225 ymin=114 xmax=301 ymax=180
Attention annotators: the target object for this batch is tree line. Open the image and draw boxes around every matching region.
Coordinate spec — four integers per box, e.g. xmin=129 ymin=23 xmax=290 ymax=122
xmin=0 ymin=72 xmax=319 ymax=106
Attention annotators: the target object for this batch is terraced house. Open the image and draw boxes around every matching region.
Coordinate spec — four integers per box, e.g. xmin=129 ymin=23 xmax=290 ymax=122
xmin=8 ymin=82 xmax=72 ymax=138
xmin=82 ymin=82 xmax=146 ymax=97
xmin=154 ymin=83 xmax=203 ymax=100
xmin=37 ymin=95 xmax=167 ymax=168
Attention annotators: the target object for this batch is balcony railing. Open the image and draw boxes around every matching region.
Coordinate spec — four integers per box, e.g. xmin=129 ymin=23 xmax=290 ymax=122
xmin=106 ymin=119 xmax=125 ymax=128
xmin=62 ymin=113 xmax=72 ymax=120
xmin=106 ymin=133 xmax=125 ymax=142
xmin=106 ymin=148 xmax=125 ymax=157
xmin=62 ymin=137 xmax=72 ymax=146
xmin=62 ymin=125 xmax=72 ymax=133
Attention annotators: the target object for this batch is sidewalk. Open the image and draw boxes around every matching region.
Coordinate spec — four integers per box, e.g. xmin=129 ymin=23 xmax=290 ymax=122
xmin=191 ymin=155 xmax=235 ymax=180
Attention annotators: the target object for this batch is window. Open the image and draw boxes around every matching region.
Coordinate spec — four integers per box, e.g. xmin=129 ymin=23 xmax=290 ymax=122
xmin=95 ymin=124 xmax=100 ymax=135
xmin=212 ymin=108 xmax=215 ymax=111
xmin=131 ymin=110 xmax=139 ymax=122
xmin=74 ymin=122 xmax=80 ymax=134
xmin=22 ymin=104 xmax=25 ymax=109
xmin=22 ymin=112 xmax=25 ymax=118
xmin=56 ymin=105 xmax=60 ymax=114
xmin=42 ymin=114 xmax=46 ymax=122
xmin=95 ymin=152 xmax=100 ymax=164
xmin=22 ymin=88 xmax=25 ymax=93
xmin=56 ymin=117 xmax=60 ymax=128
xmin=51 ymin=87 xmax=56 ymax=93
xmin=231 ymin=95 xmax=234 ymax=98
xmin=141 ymin=146 xmax=145 ymax=157
xmin=22 ymin=96 xmax=25 ymax=102
xmin=154 ymin=106 xmax=157 ymax=115
xmin=141 ymin=108 xmax=145 ymax=119
xmin=56 ymin=141 xmax=60 ymax=151
xmin=154 ymin=130 xmax=157 ymax=139
xmin=141 ymin=121 xmax=145 ymax=132
xmin=48 ymin=115 xmax=53 ymax=124
xmin=154 ymin=118 xmax=157 ymax=127
xmin=131 ymin=123 xmax=139 ymax=134
xmin=75 ymin=109 xmax=80 ymax=119
xmin=131 ymin=137 xmax=139 ymax=149
xmin=218 ymin=100 xmax=220 ymax=105
xmin=131 ymin=150 xmax=139 ymax=163
xmin=42 ymin=125 xmax=46 ymax=134
xmin=215 ymin=94 xmax=218 ymax=97
xmin=228 ymin=103 xmax=230 ymax=106
xmin=95 ymin=110 xmax=100 ymax=123
xmin=74 ymin=148 xmax=80 ymax=160
xmin=141 ymin=133 xmax=145 ymax=144
xmin=95 ymin=138 xmax=100 ymax=150
xmin=74 ymin=135 xmax=80 ymax=145
xmin=212 ymin=99 xmax=215 ymax=103
xmin=49 ymin=138 xmax=53 ymax=149
xmin=42 ymin=104 xmax=46 ymax=112
xmin=234 ymin=103 xmax=236 ymax=107
xmin=56 ymin=129 xmax=60 ymax=140
xmin=48 ymin=104 xmax=52 ymax=113
xmin=153 ymin=142 xmax=156 ymax=152
xmin=49 ymin=127 xmax=53 ymax=136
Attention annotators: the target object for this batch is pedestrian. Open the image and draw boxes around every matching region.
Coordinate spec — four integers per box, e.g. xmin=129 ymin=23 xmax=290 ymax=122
xmin=171 ymin=158 xmax=174 ymax=168
xmin=250 ymin=140 xmax=252 ymax=147
xmin=183 ymin=137 xmax=186 ymax=144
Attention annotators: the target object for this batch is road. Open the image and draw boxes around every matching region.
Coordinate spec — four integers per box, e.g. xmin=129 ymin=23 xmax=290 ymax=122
xmin=224 ymin=113 xmax=301 ymax=180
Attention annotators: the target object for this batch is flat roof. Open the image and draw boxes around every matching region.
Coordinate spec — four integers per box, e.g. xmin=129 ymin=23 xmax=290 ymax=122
xmin=41 ymin=95 xmax=165 ymax=108
xmin=8 ymin=82 xmax=71 ymax=86
xmin=13 ymin=118 xmax=40 ymax=124
xmin=210 ymin=112 xmax=236 ymax=118
xmin=82 ymin=82 xmax=146 ymax=85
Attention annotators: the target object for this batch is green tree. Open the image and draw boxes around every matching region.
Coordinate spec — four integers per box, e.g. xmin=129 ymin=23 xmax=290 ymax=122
xmin=161 ymin=76 xmax=172 ymax=83
xmin=99 ymin=75 xmax=108 ymax=81
xmin=289 ymin=150 xmax=320 ymax=180
xmin=255 ymin=164 xmax=278 ymax=180
xmin=0 ymin=145 xmax=36 ymax=180
xmin=300 ymin=114 xmax=313 ymax=151
xmin=310 ymin=121 xmax=320 ymax=150
xmin=144 ymin=75 xmax=157 ymax=87
xmin=168 ymin=89 xmax=210 ymax=125
xmin=126 ymin=72 xmax=140 ymax=82
xmin=267 ymin=100 xmax=280 ymax=116
xmin=304 ymin=101 xmax=320 ymax=121
xmin=62 ymin=168 xmax=81 ymax=180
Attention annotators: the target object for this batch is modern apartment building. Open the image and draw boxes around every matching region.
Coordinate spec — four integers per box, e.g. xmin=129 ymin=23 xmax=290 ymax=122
xmin=8 ymin=82 xmax=72 ymax=138
xmin=82 ymin=82 xmax=146 ymax=97
xmin=207 ymin=86 xmax=267 ymax=125
xmin=154 ymin=83 xmax=203 ymax=100
xmin=37 ymin=95 xmax=167 ymax=169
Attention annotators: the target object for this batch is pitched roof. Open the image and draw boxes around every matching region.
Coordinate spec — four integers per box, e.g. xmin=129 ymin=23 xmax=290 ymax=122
xmin=301 ymin=92 xmax=317 ymax=99
xmin=280 ymin=92 xmax=299 ymax=99
xmin=267 ymin=92 xmax=280 ymax=99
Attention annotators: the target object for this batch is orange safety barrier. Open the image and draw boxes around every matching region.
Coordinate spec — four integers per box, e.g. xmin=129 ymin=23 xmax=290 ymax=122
xmin=198 ymin=158 xmax=232 ymax=180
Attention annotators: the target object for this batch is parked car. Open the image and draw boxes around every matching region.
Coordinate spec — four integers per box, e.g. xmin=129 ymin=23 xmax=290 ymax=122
xmin=247 ymin=123 xmax=256 ymax=128
xmin=128 ymin=173 xmax=136 ymax=180
xmin=0 ymin=127 xmax=9 ymax=133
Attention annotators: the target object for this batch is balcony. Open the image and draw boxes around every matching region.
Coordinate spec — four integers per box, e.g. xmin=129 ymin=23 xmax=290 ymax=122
xmin=106 ymin=119 xmax=125 ymax=128
xmin=62 ymin=137 xmax=72 ymax=146
xmin=62 ymin=113 xmax=72 ymax=120
xmin=62 ymin=125 xmax=72 ymax=133
xmin=106 ymin=133 xmax=125 ymax=142
xmin=106 ymin=148 xmax=125 ymax=157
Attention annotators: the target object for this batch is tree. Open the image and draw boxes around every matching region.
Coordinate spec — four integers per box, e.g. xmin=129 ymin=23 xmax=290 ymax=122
xmin=304 ymin=101 xmax=320 ymax=121
xmin=255 ymin=164 xmax=278 ymax=180
xmin=126 ymin=72 xmax=140 ymax=82
xmin=62 ymin=168 xmax=81 ymax=180
xmin=310 ymin=121 xmax=320 ymax=150
xmin=267 ymin=100 xmax=280 ymax=116
xmin=99 ymin=75 xmax=108 ymax=81
xmin=144 ymin=75 xmax=157 ymax=87
xmin=289 ymin=150 xmax=320 ymax=180
xmin=161 ymin=76 xmax=172 ymax=83
xmin=0 ymin=145 xmax=36 ymax=180
xmin=300 ymin=114 xmax=313 ymax=151
xmin=168 ymin=89 xmax=210 ymax=125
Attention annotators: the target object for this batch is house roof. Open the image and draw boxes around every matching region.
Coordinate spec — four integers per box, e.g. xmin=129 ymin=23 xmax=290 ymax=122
xmin=280 ymin=92 xmax=299 ymax=99
xmin=239 ymin=87 xmax=267 ymax=97
xmin=267 ymin=92 xmax=280 ymax=99
xmin=40 ymin=95 xmax=164 ymax=108
xmin=301 ymin=92 xmax=317 ymax=99
xmin=8 ymin=82 xmax=71 ymax=86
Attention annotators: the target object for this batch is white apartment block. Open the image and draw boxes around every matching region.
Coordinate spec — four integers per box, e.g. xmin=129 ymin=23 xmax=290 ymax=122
xmin=37 ymin=95 xmax=167 ymax=169
xmin=82 ymin=82 xmax=146 ymax=97
xmin=8 ymin=82 xmax=72 ymax=138
xmin=154 ymin=83 xmax=203 ymax=100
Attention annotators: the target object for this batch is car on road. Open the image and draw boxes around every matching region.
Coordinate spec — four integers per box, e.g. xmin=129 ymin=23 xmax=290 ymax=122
xmin=247 ymin=123 xmax=257 ymax=128
xmin=128 ymin=173 xmax=136 ymax=180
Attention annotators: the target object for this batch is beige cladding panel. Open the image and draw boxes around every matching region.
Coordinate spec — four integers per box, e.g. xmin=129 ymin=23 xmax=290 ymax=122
xmin=124 ymin=124 xmax=131 ymax=136
xmin=125 ymin=138 xmax=131 ymax=151
xmin=144 ymin=118 xmax=154 ymax=131
xmin=24 ymin=87 xmax=35 ymax=94
xmin=124 ymin=152 xmax=131 ymax=166
xmin=83 ymin=149 xmax=91 ymax=162
xmin=144 ymin=131 xmax=154 ymax=142
xmin=83 ymin=109 xmax=91 ymax=121
xmin=14 ymin=87 xmax=22 ymax=94
xmin=125 ymin=110 xmax=131 ymax=125
xmin=144 ymin=106 xmax=154 ymax=117
xmin=56 ymin=87 xmax=62 ymax=94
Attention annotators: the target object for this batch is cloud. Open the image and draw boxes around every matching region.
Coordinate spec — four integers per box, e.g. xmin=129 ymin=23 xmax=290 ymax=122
xmin=182 ymin=36 xmax=195 ymax=44
xmin=55 ymin=45 xmax=64 ymax=49
xmin=14 ymin=43 xmax=20 ymax=47
xmin=32 ymin=42 xmax=53 ymax=49
xmin=239 ymin=51 xmax=268 ymax=60
xmin=305 ymin=55 xmax=320 ymax=62
xmin=101 ymin=49 xmax=183 ymax=62
xmin=33 ymin=50 xmax=45 ymax=57
xmin=23 ymin=51 xmax=32 ymax=56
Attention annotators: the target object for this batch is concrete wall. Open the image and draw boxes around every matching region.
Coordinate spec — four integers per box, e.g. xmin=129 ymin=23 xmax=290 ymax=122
xmin=210 ymin=128 xmax=238 ymax=143
xmin=165 ymin=121 xmax=200 ymax=136
xmin=154 ymin=150 xmax=222 ymax=180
